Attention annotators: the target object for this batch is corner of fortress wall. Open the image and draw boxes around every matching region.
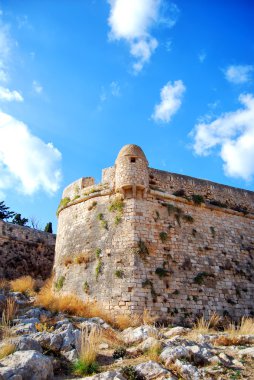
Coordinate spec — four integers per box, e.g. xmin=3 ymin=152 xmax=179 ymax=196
xmin=54 ymin=144 xmax=254 ymax=322
xmin=0 ymin=220 xmax=56 ymax=280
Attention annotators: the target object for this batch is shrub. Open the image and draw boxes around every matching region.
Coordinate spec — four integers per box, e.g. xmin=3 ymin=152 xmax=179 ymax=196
xmin=209 ymin=199 xmax=228 ymax=208
xmin=173 ymin=189 xmax=185 ymax=197
xmin=115 ymin=269 xmax=124 ymax=279
xmin=121 ymin=366 xmax=144 ymax=380
xmin=193 ymin=272 xmax=210 ymax=285
xmin=83 ymin=281 xmax=89 ymax=294
xmin=192 ymin=194 xmax=204 ymax=205
xmin=108 ymin=198 xmax=124 ymax=213
xmin=159 ymin=232 xmax=168 ymax=242
xmin=56 ymin=197 xmax=70 ymax=216
xmin=136 ymin=239 xmax=149 ymax=258
xmin=155 ymin=267 xmax=168 ymax=278
xmin=113 ymin=347 xmax=127 ymax=359
xmin=55 ymin=276 xmax=65 ymax=291
xmin=10 ymin=276 xmax=35 ymax=295
xmin=182 ymin=214 xmax=194 ymax=223
xmin=88 ymin=201 xmax=97 ymax=211
xmin=97 ymin=213 xmax=104 ymax=221
xmin=95 ymin=259 xmax=102 ymax=280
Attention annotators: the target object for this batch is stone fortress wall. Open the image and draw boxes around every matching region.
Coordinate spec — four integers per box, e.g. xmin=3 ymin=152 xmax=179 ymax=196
xmin=54 ymin=145 xmax=254 ymax=323
xmin=0 ymin=220 xmax=56 ymax=280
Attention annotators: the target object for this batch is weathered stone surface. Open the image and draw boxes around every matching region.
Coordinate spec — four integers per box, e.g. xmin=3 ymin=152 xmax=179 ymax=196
xmin=0 ymin=220 xmax=55 ymax=280
xmin=173 ymin=359 xmax=199 ymax=380
xmin=0 ymin=350 xmax=53 ymax=380
xmin=16 ymin=336 xmax=42 ymax=353
xmin=53 ymin=144 xmax=254 ymax=323
xmin=163 ymin=327 xmax=189 ymax=339
xmin=135 ymin=360 xmax=175 ymax=380
xmin=121 ymin=325 xmax=160 ymax=344
xmin=238 ymin=346 xmax=254 ymax=358
xmin=79 ymin=371 xmax=125 ymax=380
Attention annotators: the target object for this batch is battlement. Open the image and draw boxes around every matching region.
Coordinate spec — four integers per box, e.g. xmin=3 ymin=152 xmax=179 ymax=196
xmin=54 ymin=145 xmax=254 ymax=322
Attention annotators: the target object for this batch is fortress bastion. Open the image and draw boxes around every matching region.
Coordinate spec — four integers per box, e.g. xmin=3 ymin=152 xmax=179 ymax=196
xmin=53 ymin=144 xmax=254 ymax=322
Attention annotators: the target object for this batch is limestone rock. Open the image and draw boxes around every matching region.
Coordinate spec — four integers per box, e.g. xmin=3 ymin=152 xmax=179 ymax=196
xmin=174 ymin=359 xmax=199 ymax=380
xmin=0 ymin=350 xmax=53 ymax=380
xmin=238 ymin=346 xmax=254 ymax=358
xmin=163 ymin=327 xmax=189 ymax=339
xmin=121 ymin=325 xmax=160 ymax=344
xmin=16 ymin=336 xmax=42 ymax=353
xmin=137 ymin=337 xmax=163 ymax=352
xmin=135 ymin=360 xmax=176 ymax=379
xmin=80 ymin=371 xmax=125 ymax=380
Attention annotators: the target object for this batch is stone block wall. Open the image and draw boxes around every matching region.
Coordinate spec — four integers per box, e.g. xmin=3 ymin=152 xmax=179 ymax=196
xmin=0 ymin=220 xmax=56 ymax=280
xmin=54 ymin=189 xmax=254 ymax=323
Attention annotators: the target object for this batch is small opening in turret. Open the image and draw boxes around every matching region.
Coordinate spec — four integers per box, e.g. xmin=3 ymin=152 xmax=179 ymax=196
xmin=130 ymin=157 xmax=136 ymax=163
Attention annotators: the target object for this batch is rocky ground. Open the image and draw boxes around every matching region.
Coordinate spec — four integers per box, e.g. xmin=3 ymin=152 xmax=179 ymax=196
xmin=0 ymin=291 xmax=254 ymax=380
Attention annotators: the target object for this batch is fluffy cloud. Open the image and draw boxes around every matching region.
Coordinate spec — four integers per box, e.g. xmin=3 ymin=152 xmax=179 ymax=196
xmin=191 ymin=93 xmax=254 ymax=181
xmin=32 ymin=80 xmax=43 ymax=94
xmin=108 ymin=0 xmax=178 ymax=73
xmin=0 ymin=111 xmax=62 ymax=195
xmin=152 ymin=80 xmax=186 ymax=123
xmin=0 ymin=86 xmax=23 ymax=102
xmin=225 ymin=65 xmax=253 ymax=84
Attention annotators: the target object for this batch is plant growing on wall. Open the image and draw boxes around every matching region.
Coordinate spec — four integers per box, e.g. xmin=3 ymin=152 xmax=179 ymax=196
xmin=193 ymin=272 xmax=210 ymax=285
xmin=56 ymin=197 xmax=70 ymax=216
xmin=136 ymin=239 xmax=149 ymax=259
xmin=109 ymin=197 xmax=124 ymax=225
xmin=159 ymin=232 xmax=168 ymax=242
xmin=83 ymin=281 xmax=89 ymax=294
xmin=115 ymin=269 xmax=124 ymax=278
xmin=55 ymin=276 xmax=65 ymax=291
xmin=192 ymin=194 xmax=204 ymax=205
xmin=155 ymin=267 xmax=168 ymax=278
xmin=97 ymin=213 xmax=108 ymax=230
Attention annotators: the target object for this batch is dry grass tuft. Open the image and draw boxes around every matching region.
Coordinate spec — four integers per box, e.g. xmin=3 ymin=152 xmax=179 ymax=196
xmin=10 ymin=276 xmax=36 ymax=295
xmin=115 ymin=314 xmax=141 ymax=330
xmin=1 ymin=298 xmax=18 ymax=339
xmin=74 ymin=254 xmax=90 ymax=265
xmin=187 ymin=313 xmax=221 ymax=340
xmin=0 ymin=279 xmax=10 ymax=292
xmin=146 ymin=341 xmax=162 ymax=362
xmin=214 ymin=335 xmax=251 ymax=346
xmin=35 ymin=279 xmax=115 ymax=327
xmin=142 ymin=309 xmax=157 ymax=325
xmin=0 ymin=342 xmax=16 ymax=359
xmin=226 ymin=317 xmax=254 ymax=336
xmin=102 ymin=328 xmax=125 ymax=348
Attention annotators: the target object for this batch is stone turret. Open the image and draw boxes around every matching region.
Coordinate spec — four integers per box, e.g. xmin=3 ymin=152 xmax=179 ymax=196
xmin=115 ymin=144 xmax=149 ymax=199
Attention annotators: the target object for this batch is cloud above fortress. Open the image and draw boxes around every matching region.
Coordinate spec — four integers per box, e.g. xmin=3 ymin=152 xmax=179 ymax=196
xmin=107 ymin=0 xmax=179 ymax=73
xmin=191 ymin=93 xmax=254 ymax=181
xmin=0 ymin=111 xmax=62 ymax=196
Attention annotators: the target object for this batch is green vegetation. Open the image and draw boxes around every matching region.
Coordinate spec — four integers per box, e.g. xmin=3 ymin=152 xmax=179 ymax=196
xmin=209 ymin=199 xmax=228 ymax=208
xmin=88 ymin=201 xmax=97 ymax=211
xmin=72 ymin=360 xmax=99 ymax=376
xmin=193 ymin=272 xmax=210 ymax=285
xmin=210 ymin=226 xmax=215 ymax=238
xmin=182 ymin=214 xmax=194 ymax=223
xmin=115 ymin=269 xmax=124 ymax=278
xmin=192 ymin=194 xmax=204 ymax=205
xmin=121 ymin=365 xmax=143 ymax=380
xmin=0 ymin=201 xmax=15 ymax=221
xmin=56 ymin=197 xmax=70 ymax=216
xmin=142 ymin=279 xmax=157 ymax=298
xmin=97 ymin=213 xmax=108 ymax=230
xmin=95 ymin=248 xmax=101 ymax=258
xmin=159 ymin=231 xmax=168 ymax=242
xmin=83 ymin=281 xmax=89 ymax=294
xmin=114 ymin=215 xmax=121 ymax=225
xmin=155 ymin=267 xmax=168 ymax=278
xmin=113 ymin=347 xmax=127 ymax=359
xmin=136 ymin=239 xmax=149 ymax=258
xmin=95 ymin=258 xmax=102 ymax=280
xmin=108 ymin=197 xmax=124 ymax=213
xmin=173 ymin=189 xmax=186 ymax=197
xmin=55 ymin=276 xmax=65 ymax=291
xmin=44 ymin=222 xmax=53 ymax=233
xmin=12 ymin=213 xmax=28 ymax=226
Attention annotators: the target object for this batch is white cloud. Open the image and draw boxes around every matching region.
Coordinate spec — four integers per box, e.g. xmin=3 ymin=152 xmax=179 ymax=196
xmin=110 ymin=81 xmax=120 ymax=97
xmin=0 ymin=111 xmax=62 ymax=195
xmin=191 ymin=93 xmax=254 ymax=181
xmin=152 ymin=80 xmax=186 ymax=123
xmin=224 ymin=65 xmax=254 ymax=84
xmin=32 ymin=80 xmax=43 ymax=94
xmin=107 ymin=0 xmax=178 ymax=73
xmin=0 ymin=86 xmax=23 ymax=102
xmin=0 ymin=19 xmax=12 ymax=83
xmin=198 ymin=51 xmax=206 ymax=63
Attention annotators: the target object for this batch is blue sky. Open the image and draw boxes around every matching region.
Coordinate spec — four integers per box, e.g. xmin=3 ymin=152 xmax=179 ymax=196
xmin=0 ymin=0 xmax=253 ymax=231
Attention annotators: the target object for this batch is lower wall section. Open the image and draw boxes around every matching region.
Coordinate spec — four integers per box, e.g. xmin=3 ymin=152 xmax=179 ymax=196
xmin=0 ymin=221 xmax=56 ymax=280
xmin=54 ymin=194 xmax=254 ymax=323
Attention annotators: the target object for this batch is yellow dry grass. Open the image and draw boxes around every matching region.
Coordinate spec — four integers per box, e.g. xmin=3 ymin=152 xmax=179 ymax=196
xmin=0 ymin=279 xmax=9 ymax=291
xmin=10 ymin=276 xmax=35 ymax=295
xmin=114 ymin=314 xmax=141 ymax=330
xmin=187 ymin=312 xmax=221 ymax=340
xmin=146 ymin=341 xmax=162 ymax=362
xmin=78 ymin=325 xmax=102 ymax=365
xmin=0 ymin=342 xmax=16 ymax=359
xmin=142 ymin=308 xmax=157 ymax=325
xmin=0 ymin=298 xmax=17 ymax=339
xmin=35 ymin=279 xmax=115 ymax=327
xmin=101 ymin=328 xmax=125 ymax=348
xmin=225 ymin=317 xmax=254 ymax=336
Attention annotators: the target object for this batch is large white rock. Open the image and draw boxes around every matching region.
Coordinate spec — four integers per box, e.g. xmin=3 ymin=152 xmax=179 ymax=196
xmin=135 ymin=360 xmax=176 ymax=379
xmin=0 ymin=350 xmax=53 ymax=380
xmin=163 ymin=327 xmax=189 ymax=339
xmin=121 ymin=325 xmax=160 ymax=344
xmin=80 ymin=371 xmax=125 ymax=380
